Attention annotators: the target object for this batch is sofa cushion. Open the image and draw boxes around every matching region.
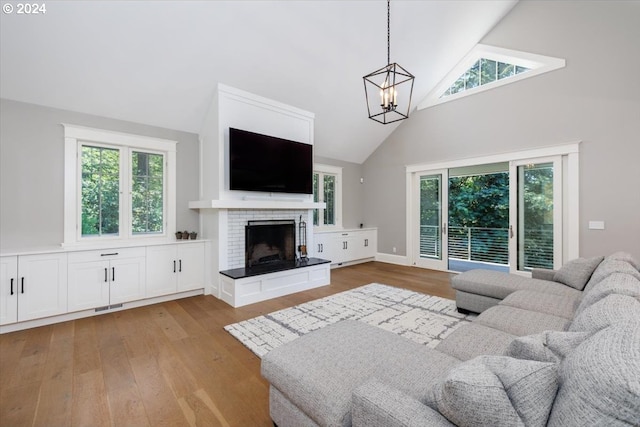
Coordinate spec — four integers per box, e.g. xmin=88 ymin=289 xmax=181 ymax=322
xmin=585 ymin=258 xmax=640 ymax=293
xmin=476 ymin=306 xmax=570 ymax=336
xmin=499 ymin=290 xmax=579 ymax=319
xmin=606 ymin=251 xmax=640 ymax=270
xmin=452 ymin=269 xmax=581 ymax=300
xmin=569 ymin=293 xmax=640 ymax=333
xmin=505 ymin=330 xmax=592 ymax=363
xmin=575 ymin=272 xmax=640 ymax=316
xmin=553 ymin=256 xmax=603 ymax=291
xmin=352 ymin=378 xmax=456 ymax=427
xmin=436 ymin=322 xmax=515 ymax=361
xmin=261 ymin=320 xmax=460 ymax=427
xmin=547 ymin=320 xmax=640 ymax=426
xmin=427 ymin=356 xmax=558 ymax=427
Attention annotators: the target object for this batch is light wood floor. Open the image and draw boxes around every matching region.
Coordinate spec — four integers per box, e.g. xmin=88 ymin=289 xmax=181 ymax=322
xmin=0 ymin=261 xmax=455 ymax=427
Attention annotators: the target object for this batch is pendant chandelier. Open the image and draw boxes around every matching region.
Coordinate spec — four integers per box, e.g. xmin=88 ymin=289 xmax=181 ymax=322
xmin=363 ymin=0 xmax=415 ymax=124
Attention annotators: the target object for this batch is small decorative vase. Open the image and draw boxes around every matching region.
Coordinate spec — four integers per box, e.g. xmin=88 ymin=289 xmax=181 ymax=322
xmin=190 ymin=232 xmax=197 ymax=240
xmin=175 ymin=231 xmax=183 ymax=240
xmin=182 ymin=231 xmax=190 ymax=239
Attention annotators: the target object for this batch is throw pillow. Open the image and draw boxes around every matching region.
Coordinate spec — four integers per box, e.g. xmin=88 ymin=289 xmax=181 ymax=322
xmin=553 ymin=256 xmax=604 ymax=291
xmin=547 ymin=320 xmax=640 ymax=426
xmin=426 ymin=356 xmax=558 ymax=427
xmin=505 ymin=330 xmax=592 ymax=363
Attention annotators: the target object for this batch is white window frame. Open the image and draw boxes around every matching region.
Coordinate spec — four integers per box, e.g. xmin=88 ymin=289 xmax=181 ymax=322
xmin=418 ymin=44 xmax=566 ymax=110
xmin=313 ymin=163 xmax=343 ymax=230
xmin=63 ymin=124 xmax=177 ymax=246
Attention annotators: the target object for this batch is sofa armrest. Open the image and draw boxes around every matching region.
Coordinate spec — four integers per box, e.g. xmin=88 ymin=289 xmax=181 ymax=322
xmin=532 ymin=268 xmax=557 ymax=281
xmin=352 ymin=378 xmax=454 ymax=427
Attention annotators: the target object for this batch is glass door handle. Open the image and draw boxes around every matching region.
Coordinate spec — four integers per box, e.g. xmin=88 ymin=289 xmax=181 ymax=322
xmin=509 ymin=225 xmax=514 ymax=238
xmin=442 ymin=223 xmax=447 ymax=235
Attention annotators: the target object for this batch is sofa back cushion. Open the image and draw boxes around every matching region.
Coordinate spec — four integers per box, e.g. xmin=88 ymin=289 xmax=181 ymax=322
xmin=607 ymin=251 xmax=640 ymax=270
xmin=569 ymin=293 xmax=640 ymax=334
xmin=553 ymin=256 xmax=603 ymax=291
xmin=575 ymin=272 xmax=640 ymax=316
xmin=548 ymin=320 xmax=640 ymax=426
xmin=505 ymin=330 xmax=592 ymax=363
xmin=426 ymin=356 xmax=558 ymax=427
xmin=584 ymin=258 xmax=640 ymax=294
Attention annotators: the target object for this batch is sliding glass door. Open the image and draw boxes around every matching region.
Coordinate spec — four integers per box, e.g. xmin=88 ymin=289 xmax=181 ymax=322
xmin=410 ymin=156 xmax=563 ymax=274
xmin=509 ymin=157 xmax=562 ymax=272
xmin=412 ymin=170 xmax=449 ymax=270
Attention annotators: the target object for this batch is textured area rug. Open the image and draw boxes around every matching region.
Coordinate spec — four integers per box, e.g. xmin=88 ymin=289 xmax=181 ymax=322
xmin=224 ymin=283 xmax=475 ymax=358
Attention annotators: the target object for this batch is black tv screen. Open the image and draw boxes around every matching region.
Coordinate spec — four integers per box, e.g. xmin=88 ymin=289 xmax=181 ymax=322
xmin=229 ymin=128 xmax=313 ymax=194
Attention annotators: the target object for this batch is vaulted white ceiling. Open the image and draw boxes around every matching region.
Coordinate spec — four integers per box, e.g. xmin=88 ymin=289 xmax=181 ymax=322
xmin=0 ymin=1 xmax=517 ymax=164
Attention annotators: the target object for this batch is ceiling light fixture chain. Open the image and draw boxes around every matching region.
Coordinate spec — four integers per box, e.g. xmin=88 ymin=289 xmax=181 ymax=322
xmin=387 ymin=0 xmax=391 ymax=66
xmin=363 ymin=0 xmax=415 ymax=125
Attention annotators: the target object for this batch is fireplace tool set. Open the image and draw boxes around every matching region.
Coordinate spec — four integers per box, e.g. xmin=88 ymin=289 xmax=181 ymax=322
xmin=298 ymin=215 xmax=308 ymax=262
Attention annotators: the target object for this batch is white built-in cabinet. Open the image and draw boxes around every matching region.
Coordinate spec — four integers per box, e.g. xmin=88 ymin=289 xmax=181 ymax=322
xmin=0 ymin=241 xmax=206 ymax=332
xmin=0 ymin=253 xmax=68 ymax=325
xmin=146 ymin=242 xmax=205 ymax=297
xmin=67 ymin=247 xmax=146 ymax=311
xmin=314 ymin=228 xmax=377 ymax=266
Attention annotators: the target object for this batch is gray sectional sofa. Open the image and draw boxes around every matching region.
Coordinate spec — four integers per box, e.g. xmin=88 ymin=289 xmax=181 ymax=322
xmin=261 ymin=252 xmax=640 ymax=426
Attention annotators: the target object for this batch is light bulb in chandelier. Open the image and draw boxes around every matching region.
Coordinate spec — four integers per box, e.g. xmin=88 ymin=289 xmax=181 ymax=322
xmin=380 ymin=80 xmax=398 ymax=111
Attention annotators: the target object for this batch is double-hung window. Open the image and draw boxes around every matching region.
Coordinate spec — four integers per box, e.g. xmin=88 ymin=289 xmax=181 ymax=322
xmin=64 ymin=125 xmax=176 ymax=245
xmin=313 ymin=164 xmax=342 ymax=229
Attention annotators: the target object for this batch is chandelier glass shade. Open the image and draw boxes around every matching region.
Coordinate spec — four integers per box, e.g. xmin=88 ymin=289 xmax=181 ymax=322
xmin=363 ymin=0 xmax=415 ymax=124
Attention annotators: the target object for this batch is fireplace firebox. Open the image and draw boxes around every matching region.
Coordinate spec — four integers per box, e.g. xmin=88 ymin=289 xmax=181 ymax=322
xmin=245 ymin=220 xmax=296 ymax=269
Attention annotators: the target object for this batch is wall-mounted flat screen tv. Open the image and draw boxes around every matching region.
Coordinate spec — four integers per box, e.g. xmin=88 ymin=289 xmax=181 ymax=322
xmin=229 ymin=127 xmax=313 ymax=194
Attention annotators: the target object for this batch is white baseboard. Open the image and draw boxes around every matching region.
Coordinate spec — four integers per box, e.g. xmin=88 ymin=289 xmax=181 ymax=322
xmin=375 ymin=252 xmax=409 ymax=266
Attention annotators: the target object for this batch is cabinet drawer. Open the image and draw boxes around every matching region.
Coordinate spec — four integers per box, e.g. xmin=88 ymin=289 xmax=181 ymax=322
xmin=68 ymin=247 xmax=146 ymax=262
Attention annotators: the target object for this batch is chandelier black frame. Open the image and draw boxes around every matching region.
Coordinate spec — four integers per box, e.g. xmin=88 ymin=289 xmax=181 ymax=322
xmin=363 ymin=0 xmax=415 ymax=124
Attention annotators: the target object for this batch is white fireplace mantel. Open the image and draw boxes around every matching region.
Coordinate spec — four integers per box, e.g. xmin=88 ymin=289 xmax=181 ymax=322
xmin=189 ymin=199 xmax=326 ymax=210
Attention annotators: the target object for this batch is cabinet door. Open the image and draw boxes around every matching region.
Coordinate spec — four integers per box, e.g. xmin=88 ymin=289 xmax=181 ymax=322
xmin=110 ymin=256 xmax=146 ymax=304
xmin=350 ymin=230 xmax=377 ymax=260
xmin=314 ymin=233 xmax=335 ymax=262
xmin=68 ymin=259 xmax=110 ymax=311
xmin=335 ymin=232 xmax=356 ymax=264
xmin=177 ymin=243 xmax=204 ymax=292
xmin=17 ymin=253 xmax=68 ymax=322
xmin=146 ymin=245 xmax=177 ymax=297
xmin=362 ymin=230 xmax=378 ymax=258
xmin=0 ymin=256 xmax=18 ymax=326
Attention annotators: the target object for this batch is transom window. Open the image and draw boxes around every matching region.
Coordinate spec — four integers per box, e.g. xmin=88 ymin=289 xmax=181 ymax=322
xmin=64 ymin=125 xmax=176 ymax=245
xmin=313 ymin=164 xmax=342 ymax=229
xmin=418 ymin=44 xmax=565 ymax=109
xmin=441 ymin=59 xmax=530 ymax=98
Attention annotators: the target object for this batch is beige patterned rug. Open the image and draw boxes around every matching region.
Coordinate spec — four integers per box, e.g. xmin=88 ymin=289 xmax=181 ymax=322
xmin=224 ymin=283 xmax=475 ymax=358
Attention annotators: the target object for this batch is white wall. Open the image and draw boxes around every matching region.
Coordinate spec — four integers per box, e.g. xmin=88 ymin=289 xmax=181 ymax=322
xmin=363 ymin=1 xmax=640 ymax=261
xmin=0 ymin=99 xmax=200 ymax=252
